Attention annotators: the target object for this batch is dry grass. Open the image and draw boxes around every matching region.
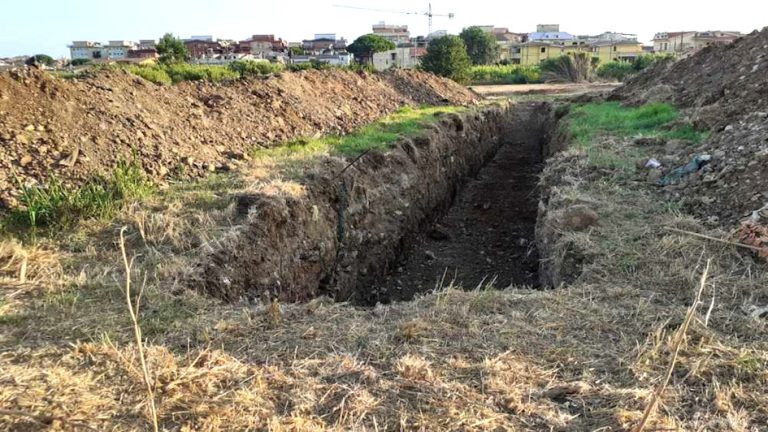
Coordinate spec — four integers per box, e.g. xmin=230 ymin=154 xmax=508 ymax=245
xmin=1 ymin=114 xmax=768 ymax=430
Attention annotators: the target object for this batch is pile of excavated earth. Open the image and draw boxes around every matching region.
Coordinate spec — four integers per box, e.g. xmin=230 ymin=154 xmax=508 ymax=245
xmin=0 ymin=68 xmax=477 ymax=208
xmin=613 ymin=27 xmax=768 ymax=229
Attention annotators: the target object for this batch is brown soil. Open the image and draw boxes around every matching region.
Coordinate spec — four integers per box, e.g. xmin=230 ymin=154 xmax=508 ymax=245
xmin=369 ymin=104 xmax=549 ymax=303
xmin=0 ymin=68 xmax=477 ymax=208
xmin=611 ymin=28 xmax=768 ymax=228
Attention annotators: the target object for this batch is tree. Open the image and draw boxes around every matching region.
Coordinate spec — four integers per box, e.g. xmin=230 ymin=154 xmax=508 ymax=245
xmin=347 ymin=34 xmax=396 ymax=64
xmin=26 ymin=54 xmax=55 ymax=67
xmin=420 ymin=35 xmax=472 ymax=84
xmin=459 ymin=27 xmax=499 ymax=65
xmin=156 ymin=33 xmax=188 ymax=64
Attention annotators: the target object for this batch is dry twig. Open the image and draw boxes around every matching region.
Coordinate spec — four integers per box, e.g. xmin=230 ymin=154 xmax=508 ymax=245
xmin=119 ymin=227 xmax=160 ymax=432
xmin=633 ymin=259 xmax=711 ymax=432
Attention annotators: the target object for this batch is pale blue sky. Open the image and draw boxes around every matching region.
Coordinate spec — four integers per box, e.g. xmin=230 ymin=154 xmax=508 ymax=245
xmin=1 ymin=0 xmax=766 ymax=58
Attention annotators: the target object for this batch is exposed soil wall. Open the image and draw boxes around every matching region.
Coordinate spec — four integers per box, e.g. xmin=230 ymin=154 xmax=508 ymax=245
xmin=535 ymin=108 xmax=593 ymax=288
xmin=0 ymin=68 xmax=477 ymax=208
xmin=198 ymin=103 xmax=556 ymax=303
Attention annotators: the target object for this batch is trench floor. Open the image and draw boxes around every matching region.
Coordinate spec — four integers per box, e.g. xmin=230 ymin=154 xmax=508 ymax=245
xmin=373 ymin=114 xmax=544 ymax=302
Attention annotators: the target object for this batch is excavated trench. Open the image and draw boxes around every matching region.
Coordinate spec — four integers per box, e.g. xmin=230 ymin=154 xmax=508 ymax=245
xmin=200 ymin=102 xmax=556 ymax=305
xmin=366 ymin=108 xmax=548 ymax=304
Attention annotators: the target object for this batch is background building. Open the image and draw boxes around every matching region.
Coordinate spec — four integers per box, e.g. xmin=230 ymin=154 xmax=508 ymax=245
xmin=653 ymin=31 xmax=742 ymax=56
xmin=372 ymin=22 xmax=411 ymax=45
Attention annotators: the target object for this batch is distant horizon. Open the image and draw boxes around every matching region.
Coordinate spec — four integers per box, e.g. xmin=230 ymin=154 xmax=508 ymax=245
xmin=1 ymin=0 xmax=765 ymax=58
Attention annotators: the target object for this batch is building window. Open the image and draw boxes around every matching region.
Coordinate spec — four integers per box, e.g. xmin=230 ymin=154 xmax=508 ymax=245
xmin=613 ymin=46 xmax=617 ymax=51
xmin=541 ymin=47 xmax=546 ymax=53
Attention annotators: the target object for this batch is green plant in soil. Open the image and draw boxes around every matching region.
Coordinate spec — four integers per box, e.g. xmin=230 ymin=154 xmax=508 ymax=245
xmin=568 ymin=102 xmax=707 ymax=147
xmin=252 ymin=105 xmax=465 ymax=159
xmin=5 ymin=159 xmax=153 ymax=231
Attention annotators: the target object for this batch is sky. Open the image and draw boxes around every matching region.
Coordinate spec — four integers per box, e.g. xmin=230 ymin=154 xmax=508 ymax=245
xmin=1 ymin=0 xmax=766 ymax=58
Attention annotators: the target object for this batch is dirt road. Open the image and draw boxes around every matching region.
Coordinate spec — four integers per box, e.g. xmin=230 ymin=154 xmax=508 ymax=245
xmin=471 ymin=82 xmax=620 ymax=98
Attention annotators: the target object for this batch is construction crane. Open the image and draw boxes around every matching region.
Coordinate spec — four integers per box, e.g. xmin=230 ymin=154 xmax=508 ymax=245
xmin=333 ymin=3 xmax=455 ymax=36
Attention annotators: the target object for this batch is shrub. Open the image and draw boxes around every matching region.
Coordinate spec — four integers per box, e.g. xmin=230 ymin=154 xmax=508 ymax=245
xmin=420 ymin=35 xmax=472 ymax=84
xmin=596 ymin=61 xmax=635 ymax=81
xmin=163 ymin=64 xmax=239 ymax=83
xmin=26 ymin=54 xmax=56 ymax=67
xmin=287 ymin=63 xmax=313 ymax=72
xmin=540 ymin=54 xmax=592 ymax=83
xmin=469 ymin=65 xmax=541 ymax=85
xmin=71 ymin=58 xmax=91 ymax=66
xmin=125 ymin=65 xmax=172 ymax=85
xmin=228 ymin=60 xmax=284 ymax=77
xmin=286 ymin=60 xmax=333 ymax=72
xmin=597 ymin=54 xmax=677 ymax=82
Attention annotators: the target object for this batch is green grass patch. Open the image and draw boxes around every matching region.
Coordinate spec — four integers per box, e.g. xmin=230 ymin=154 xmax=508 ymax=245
xmin=563 ymin=102 xmax=708 ymax=178
xmin=252 ymin=105 xmax=465 ymax=159
xmin=470 ymin=65 xmax=541 ymax=85
xmin=568 ymin=102 xmax=707 ymax=147
xmin=5 ymin=159 xmax=154 ymax=231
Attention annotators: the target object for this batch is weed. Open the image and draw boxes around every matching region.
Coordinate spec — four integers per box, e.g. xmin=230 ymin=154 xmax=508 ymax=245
xmin=5 ymin=159 xmax=153 ymax=230
xmin=252 ymin=105 xmax=464 ymax=159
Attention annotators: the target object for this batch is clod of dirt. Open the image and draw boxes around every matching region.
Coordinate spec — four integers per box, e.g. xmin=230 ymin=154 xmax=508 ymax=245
xmin=556 ymin=205 xmax=599 ymax=231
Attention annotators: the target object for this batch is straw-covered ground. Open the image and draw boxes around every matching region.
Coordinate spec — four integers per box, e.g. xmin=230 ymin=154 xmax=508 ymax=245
xmin=1 ymin=101 xmax=767 ymax=431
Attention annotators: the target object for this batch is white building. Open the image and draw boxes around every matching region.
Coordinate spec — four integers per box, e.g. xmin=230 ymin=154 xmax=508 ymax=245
xmin=106 ymin=40 xmax=136 ymax=59
xmin=291 ymin=53 xmax=352 ymax=66
xmin=373 ymin=47 xmax=425 ymax=71
xmin=372 ymin=22 xmax=411 ymax=46
xmin=69 ymin=41 xmax=104 ymax=60
xmin=69 ymin=40 xmax=139 ymax=60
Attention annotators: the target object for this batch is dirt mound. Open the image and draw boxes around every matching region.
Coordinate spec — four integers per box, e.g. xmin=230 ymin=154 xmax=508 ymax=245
xmin=0 ymin=68 xmax=477 ymax=208
xmin=611 ymin=28 xmax=768 ymax=227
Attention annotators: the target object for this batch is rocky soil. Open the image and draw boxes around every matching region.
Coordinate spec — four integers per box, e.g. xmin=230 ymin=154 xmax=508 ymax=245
xmin=611 ymin=27 xmax=768 ymax=228
xmin=0 ymin=68 xmax=477 ymax=208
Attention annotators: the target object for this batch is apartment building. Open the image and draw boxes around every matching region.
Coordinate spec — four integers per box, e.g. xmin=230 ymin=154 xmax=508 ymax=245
xmin=372 ymin=47 xmax=426 ymax=71
xmin=372 ymin=22 xmax=411 ymax=46
xmin=69 ymin=39 xmax=158 ymax=61
xmin=504 ymin=24 xmax=644 ymax=66
xmin=653 ymin=31 xmax=742 ymax=55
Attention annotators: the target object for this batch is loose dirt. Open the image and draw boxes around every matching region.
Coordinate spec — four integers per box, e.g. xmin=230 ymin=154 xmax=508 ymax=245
xmin=611 ymin=28 xmax=768 ymax=229
xmin=370 ymin=104 xmax=548 ymax=303
xmin=0 ymin=68 xmax=477 ymax=208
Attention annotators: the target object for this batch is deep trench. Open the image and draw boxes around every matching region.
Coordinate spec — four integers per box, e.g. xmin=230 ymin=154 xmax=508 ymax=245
xmin=360 ymin=104 xmax=550 ymax=305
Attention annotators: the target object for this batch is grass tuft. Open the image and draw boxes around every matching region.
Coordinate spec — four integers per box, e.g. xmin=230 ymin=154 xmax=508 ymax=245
xmin=6 ymin=159 xmax=153 ymax=230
